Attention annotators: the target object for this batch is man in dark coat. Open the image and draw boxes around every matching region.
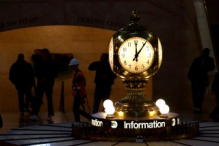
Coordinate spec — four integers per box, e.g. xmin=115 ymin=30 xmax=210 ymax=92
xmin=188 ymin=48 xmax=215 ymax=113
xmin=29 ymin=48 xmax=57 ymax=121
xmin=88 ymin=53 xmax=117 ymax=114
xmin=9 ymin=54 xmax=35 ymax=115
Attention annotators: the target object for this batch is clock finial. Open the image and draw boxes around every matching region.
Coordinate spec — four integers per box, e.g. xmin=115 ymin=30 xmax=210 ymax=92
xmin=130 ymin=10 xmax=140 ymax=22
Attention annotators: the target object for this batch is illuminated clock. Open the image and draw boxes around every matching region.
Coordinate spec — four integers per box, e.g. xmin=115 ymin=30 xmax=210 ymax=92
xmin=118 ymin=37 xmax=154 ymax=74
xmin=107 ymin=10 xmax=163 ymax=118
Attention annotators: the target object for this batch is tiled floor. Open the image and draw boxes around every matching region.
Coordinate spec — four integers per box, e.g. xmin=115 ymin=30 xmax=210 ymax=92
xmin=0 ymin=111 xmax=75 ymax=134
xmin=0 ymin=111 xmax=219 ymax=146
xmin=0 ymin=110 xmax=218 ymax=145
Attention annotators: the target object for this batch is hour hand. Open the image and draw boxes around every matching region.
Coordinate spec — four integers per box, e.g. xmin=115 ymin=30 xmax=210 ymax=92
xmin=133 ymin=41 xmax=147 ymax=61
xmin=133 ymin=40 xmax=138 ymax=62
xmin=133 ymin=54 xmax=138 ymax=62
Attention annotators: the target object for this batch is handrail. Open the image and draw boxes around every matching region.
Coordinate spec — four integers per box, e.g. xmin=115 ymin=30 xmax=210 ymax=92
xmin=59 ymin=81 xmax=65 ymax=113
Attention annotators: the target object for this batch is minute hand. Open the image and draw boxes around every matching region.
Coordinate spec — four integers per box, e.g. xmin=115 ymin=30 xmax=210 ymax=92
xmin=133 ymin=41 xmax=147 ymax=61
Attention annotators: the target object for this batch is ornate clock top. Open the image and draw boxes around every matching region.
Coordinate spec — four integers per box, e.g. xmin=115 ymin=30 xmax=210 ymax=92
xmin=130 ymin=10 xmax=140 ymax=22
xmin=120 ymin=10 xmax=147 ymax=32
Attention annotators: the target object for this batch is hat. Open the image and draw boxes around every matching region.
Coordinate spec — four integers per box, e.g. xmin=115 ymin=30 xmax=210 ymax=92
xmin=69 ymin=58 xmax=79 ymax=66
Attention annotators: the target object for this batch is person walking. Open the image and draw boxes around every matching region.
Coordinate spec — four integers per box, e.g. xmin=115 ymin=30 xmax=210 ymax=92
xmin=29 ymin=49 xmax=57 ymax=121
xmin=9 ymin=54 xmax=35 ymax=115
xmin=88 ymin=53 xmax=117 ymax=114
xmin=188 ymin=48 xmax=215 ymax=113
xmin=69 ymin=58 xmax=91 ymax=122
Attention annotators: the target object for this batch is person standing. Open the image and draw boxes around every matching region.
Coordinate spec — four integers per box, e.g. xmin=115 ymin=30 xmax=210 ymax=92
xmin=88 ymin=53 xmax=117 ymax=114
xmin=9 ymin=54 xmax=35 ymax=115
xmin=210 ymin=71 xmax=219 ymax=120
xmin=0 ymin=114 xmax=2 ymax=129
xmin=188 ymin=48 xmax=215 ymax=113
xmin=69 ymin=58 xmax=91 ymax=122
xmin=29 ymin=49 xmax=57 ymax=121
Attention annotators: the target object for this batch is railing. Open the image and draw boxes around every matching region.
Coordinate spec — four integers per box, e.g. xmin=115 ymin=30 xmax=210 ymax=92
xmin=59 ymin=81 xmax=65 ymax=113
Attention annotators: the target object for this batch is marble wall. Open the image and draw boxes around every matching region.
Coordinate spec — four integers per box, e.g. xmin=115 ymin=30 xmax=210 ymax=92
xmin=0 ymin=26 xmax=152 ymax=112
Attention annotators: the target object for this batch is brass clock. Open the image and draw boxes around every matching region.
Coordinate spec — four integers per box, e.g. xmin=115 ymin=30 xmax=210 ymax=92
xmin=108 ymin=10 xmax=162 ymax=118
xmin=118 ymin=37 xmax=154 ymax=74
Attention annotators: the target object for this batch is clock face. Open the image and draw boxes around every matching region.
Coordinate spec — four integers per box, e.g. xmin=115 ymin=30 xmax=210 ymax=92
xmin=118 ymin=37 xmax=154 ymax=74
xmin=109 ymin=37 xmax=114 ymax=70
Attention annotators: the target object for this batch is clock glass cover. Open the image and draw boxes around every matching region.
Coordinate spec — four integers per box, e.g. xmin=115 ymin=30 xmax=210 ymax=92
xmin=109 ymin=37 xmax=114 ymax=70
xmin=118 ymin=37 xmax=154 ymax=74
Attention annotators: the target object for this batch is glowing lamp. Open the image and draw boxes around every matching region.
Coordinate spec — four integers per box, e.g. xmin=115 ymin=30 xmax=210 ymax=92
xmin=160 ymin=104 xmax=169 ymax=114
xmin=155 ymin=99 xmax=165 ymax=109
xmin=103 ymin=99 xmax=115 ymax=118
xmin=160 ymin=104 xmax=170 ymax=118
xmin=155 ymin=99 xmax=169 ymax=118
xmin=105 ymin=106 xmax=115 ymax=115
xmin=103 ymin=99 xmax=113 ymax=108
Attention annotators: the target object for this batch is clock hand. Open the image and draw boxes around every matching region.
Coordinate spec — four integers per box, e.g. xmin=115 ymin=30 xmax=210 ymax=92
xmin=133 ymin=41 xmax=147 ymax=61
xmin=133 ymin=40 xmax=138 ymax=62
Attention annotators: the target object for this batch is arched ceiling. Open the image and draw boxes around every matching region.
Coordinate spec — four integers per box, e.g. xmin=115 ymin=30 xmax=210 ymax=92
xmin=0 ymin=0 xmax=196 ymax=33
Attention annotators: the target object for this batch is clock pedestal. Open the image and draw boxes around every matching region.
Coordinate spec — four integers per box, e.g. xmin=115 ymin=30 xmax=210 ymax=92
xmin=114 ymin=81 xmax=160 ymax=118
xmin=72 ymin=112 xmax=199 ymax=141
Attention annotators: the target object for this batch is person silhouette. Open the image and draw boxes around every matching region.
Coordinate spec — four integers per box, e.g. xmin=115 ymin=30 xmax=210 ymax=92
xmin=88 ymin=53 xmax=117 ymax=114
xmin=9 ymin=54 xmax=35 ymax=115
xmin=69 ymin=58 xmax=91 ymax=122
xmin=29 ymin=49 xmax=57 ymax=121
xmin=0 ymin=114 xmax=2 ymax=129
xmin=188 ymin=48 xmax=215 ymax=113
xmin=210 ymin=71 xmax=219 ymax=120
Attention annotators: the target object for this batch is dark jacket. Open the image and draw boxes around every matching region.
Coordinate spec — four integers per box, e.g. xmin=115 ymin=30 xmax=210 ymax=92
xmin=188 ymin=56 xmax=215 ymax=83
xmin=212 ymin=72 xmax=219 ymax=92
xmin=35 ymin=57 xmax=57 ymax=86
xmin=9 ymin=60 xmax=35 ymax=88
xmin=88 ymin=61 xmax=117 ymax=86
